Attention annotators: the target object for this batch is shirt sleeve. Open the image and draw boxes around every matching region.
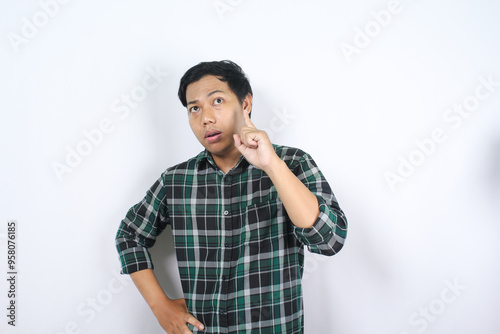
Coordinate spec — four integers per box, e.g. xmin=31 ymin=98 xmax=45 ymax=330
xmin=290 ymin=152 xmax=348 ymax=256
xmin=115 ymin=176 xmax=169 ymax=274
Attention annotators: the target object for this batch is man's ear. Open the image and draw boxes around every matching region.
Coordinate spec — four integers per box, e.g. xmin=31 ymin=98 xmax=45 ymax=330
xmin=242 ymin=93 xmax=253 ymax=117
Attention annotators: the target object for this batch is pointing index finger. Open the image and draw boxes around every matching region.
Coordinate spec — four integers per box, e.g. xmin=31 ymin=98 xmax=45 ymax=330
xmin=243 ymin=110 xmax=255 ymax=128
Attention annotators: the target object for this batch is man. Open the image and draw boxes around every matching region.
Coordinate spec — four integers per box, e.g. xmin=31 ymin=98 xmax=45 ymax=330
xmin=115 ymin=60 xmax=347 ymax=333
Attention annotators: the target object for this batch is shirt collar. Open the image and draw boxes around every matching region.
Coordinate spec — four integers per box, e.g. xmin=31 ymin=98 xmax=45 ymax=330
xmin=195 ymin=150 xmax=250 ymax=174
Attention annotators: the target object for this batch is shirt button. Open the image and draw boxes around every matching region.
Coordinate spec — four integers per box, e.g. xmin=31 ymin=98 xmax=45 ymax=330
xmin=220 ymin=309 xmax=226 ymax=315
xmin=223 ymin=210 xmax=229 ymax=216
xmin=222 ymin=275 xmax=226 ymax=280
xmin=224 ymin=242 xmax=229 ymax=247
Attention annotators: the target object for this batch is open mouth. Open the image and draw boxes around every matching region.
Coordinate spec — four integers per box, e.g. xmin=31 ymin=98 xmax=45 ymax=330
xmin=205 ymin=131 xmax=222 ymax=143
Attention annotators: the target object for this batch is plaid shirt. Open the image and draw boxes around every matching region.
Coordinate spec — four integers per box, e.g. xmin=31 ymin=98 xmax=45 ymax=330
xmin=115 ymin=145 xmax=347 ymax=333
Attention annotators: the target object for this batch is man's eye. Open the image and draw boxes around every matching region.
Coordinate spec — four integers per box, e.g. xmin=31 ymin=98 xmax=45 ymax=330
xmin=214 ymin=98 xmax=223 ymax=105
xmin=189 ymin=106 xmax=199 ymax=113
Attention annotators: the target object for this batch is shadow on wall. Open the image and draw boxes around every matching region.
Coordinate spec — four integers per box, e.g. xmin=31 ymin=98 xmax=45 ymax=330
xmin=149 ymin=226 xmax=185 ymax=299
xmin=489 ymin=137 xmax=500 ymax=198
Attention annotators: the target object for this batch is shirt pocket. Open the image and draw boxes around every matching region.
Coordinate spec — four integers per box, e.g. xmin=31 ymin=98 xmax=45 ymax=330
xmin=243 ymin=200 xmax=284 ymax=253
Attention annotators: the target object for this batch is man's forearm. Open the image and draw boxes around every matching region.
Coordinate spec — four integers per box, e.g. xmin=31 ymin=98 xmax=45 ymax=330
xmin=130 ymin=269 xmax=204 ymax=332
xmin=130 ymin=269 xmax=170 ymax=311
xmin=264 ymin=159 xmax=320 ymax=229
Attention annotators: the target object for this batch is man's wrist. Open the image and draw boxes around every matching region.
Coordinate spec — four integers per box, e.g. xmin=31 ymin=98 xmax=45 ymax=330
xmin=262 ymin=157 xmax=287 ymax=178
xmin=150 ymin=295 xmax=172 ymax=313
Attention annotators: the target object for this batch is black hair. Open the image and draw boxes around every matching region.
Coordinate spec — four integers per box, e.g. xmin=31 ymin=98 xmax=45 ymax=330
xmin=178 ymin=60 xmax=253 ymax=108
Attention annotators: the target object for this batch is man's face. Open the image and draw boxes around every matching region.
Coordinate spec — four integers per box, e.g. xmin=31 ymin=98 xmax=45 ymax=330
xmin=185 ymin=75 xmax=252 ymax=161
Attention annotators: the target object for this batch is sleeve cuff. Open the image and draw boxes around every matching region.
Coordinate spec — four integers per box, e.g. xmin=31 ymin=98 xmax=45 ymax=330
xmin=293 ymin=197 xmax=346 ymax=246
xmin=117 ymin=245 xmax=154 ymax=275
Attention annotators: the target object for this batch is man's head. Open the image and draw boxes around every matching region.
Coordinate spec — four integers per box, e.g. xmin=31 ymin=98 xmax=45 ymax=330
xmin=179 ymin=61 xmax=253 ymax=165
xmin=178 ymin=60 xmax=253 ymax=113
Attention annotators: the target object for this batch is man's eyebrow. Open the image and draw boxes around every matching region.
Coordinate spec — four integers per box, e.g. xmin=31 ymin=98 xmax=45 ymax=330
xmin=187 ymin=90 xmax=226 ymax=106
xmin=207 ymin=89 xmax=225 ymax=97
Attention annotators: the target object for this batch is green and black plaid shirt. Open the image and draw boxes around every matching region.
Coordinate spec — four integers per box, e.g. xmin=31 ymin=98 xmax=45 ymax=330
xmin=115 ymin=145 xmax=347 ymax=333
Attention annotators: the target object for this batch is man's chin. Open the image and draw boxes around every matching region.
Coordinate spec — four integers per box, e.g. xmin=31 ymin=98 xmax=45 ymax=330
xmin=205 ymin=145 xmax=239 ymax=159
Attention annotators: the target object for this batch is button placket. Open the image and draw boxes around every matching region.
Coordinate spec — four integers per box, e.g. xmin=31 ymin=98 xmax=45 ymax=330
xmin=219 ymin=174 xmax=233 ymax=330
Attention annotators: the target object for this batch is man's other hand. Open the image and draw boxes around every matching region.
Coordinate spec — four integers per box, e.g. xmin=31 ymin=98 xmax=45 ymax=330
xmin=152 ymin=298 xmax=204 ymax=333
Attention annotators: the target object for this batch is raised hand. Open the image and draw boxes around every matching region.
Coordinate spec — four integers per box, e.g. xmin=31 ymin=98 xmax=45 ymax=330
xmin=233 ymin=111 xmax=280 ymax=171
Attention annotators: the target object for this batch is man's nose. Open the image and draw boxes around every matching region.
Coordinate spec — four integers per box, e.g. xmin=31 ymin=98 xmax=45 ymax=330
xmin=201 ymin=107 xmax=215 ymax=125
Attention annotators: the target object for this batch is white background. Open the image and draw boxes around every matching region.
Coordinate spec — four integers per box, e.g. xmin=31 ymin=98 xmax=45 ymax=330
xmin=1 ymin=0 xmax=499 ymax=333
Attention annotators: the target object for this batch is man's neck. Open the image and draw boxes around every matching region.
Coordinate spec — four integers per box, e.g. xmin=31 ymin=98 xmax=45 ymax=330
xmin=211 ymin=151 xmax=242 ymax=174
